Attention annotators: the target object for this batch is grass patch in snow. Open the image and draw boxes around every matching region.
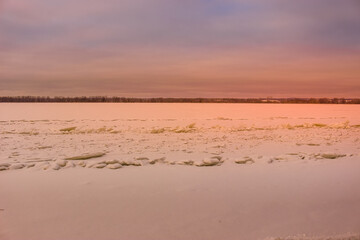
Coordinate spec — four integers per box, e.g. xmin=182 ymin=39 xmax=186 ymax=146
xmin=151 ymin=128 xmax=166 ymax=134
xmin=321 ymin=153 xmax=346 ymax=159
xmin=307 ymin=143 xmax=320 ymax=146
xmin=60 ymin=127 xmax=76 ymax=132
xmin=312 ymin=123 xmax=327 ymax=128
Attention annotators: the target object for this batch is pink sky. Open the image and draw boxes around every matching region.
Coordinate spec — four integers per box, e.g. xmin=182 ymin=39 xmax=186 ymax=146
xmin=0 ymin=0 xmax=359 ymax=97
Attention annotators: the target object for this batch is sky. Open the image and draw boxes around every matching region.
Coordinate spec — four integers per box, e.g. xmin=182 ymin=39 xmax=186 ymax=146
xmin=0 ymin=0 xmax=359 ymax=98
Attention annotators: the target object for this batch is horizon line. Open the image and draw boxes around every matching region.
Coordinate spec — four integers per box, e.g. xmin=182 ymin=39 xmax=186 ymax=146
xmin=1 ymin=96 xmax=359 ymax=104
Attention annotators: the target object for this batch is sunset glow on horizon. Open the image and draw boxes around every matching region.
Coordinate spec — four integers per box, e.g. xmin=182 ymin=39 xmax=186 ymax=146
xmin=0 ymin=0 xmax=359 ymax=97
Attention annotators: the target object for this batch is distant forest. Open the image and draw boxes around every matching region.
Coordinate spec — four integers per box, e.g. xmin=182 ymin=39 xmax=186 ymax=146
xmin=0 ymin=96 xmax=359 ymax=104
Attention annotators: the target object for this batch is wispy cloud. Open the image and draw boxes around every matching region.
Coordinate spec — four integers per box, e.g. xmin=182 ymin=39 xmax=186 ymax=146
xmin=0 ymin=0 xmax=359 ymax=97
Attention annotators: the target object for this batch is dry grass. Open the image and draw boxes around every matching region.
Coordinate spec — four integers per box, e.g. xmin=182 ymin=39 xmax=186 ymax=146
xmin=174 ymin=126 xmax=196 ymax=133
xmin=19 ymin=131 xmax=39 ymax=135
xmin=312 ymin=123 xmax=327 ymax=127
xmin=307 ymin=143 xmax=320 ymax=146
xmin=59 ymin=127 xmax=76 ymax=132
xmin=0 ymin=166 xmax=8 ymax=171
xmin=150 ymin=128 xmax=166 ymax=134
xmin=215 ymin=117 xmax=232 ymax=120
xmin=150 ymin=123 xmax=197 ymax=134
xmin=77 ymin=127 xmax=116 ymax=134
xmin=321 ymin=153 xmax=346 ymax=159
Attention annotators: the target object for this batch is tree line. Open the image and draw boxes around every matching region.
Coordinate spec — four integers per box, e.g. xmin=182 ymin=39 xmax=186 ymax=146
xmin=0 ymin=96 xmax=359 ymax=104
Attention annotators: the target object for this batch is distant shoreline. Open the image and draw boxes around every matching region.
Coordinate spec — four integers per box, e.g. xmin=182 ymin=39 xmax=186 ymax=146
xmin=0 ymin=96 xmax=359 ymax=104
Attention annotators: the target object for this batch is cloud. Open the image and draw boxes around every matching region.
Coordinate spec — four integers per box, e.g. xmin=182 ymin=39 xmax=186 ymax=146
xmin=0 ymin=0 xmax=359 ymax=97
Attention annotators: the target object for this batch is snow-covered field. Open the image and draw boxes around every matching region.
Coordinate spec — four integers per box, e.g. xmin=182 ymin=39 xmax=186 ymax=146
xmin=0 ymin=103 xmax=359 ymax=240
